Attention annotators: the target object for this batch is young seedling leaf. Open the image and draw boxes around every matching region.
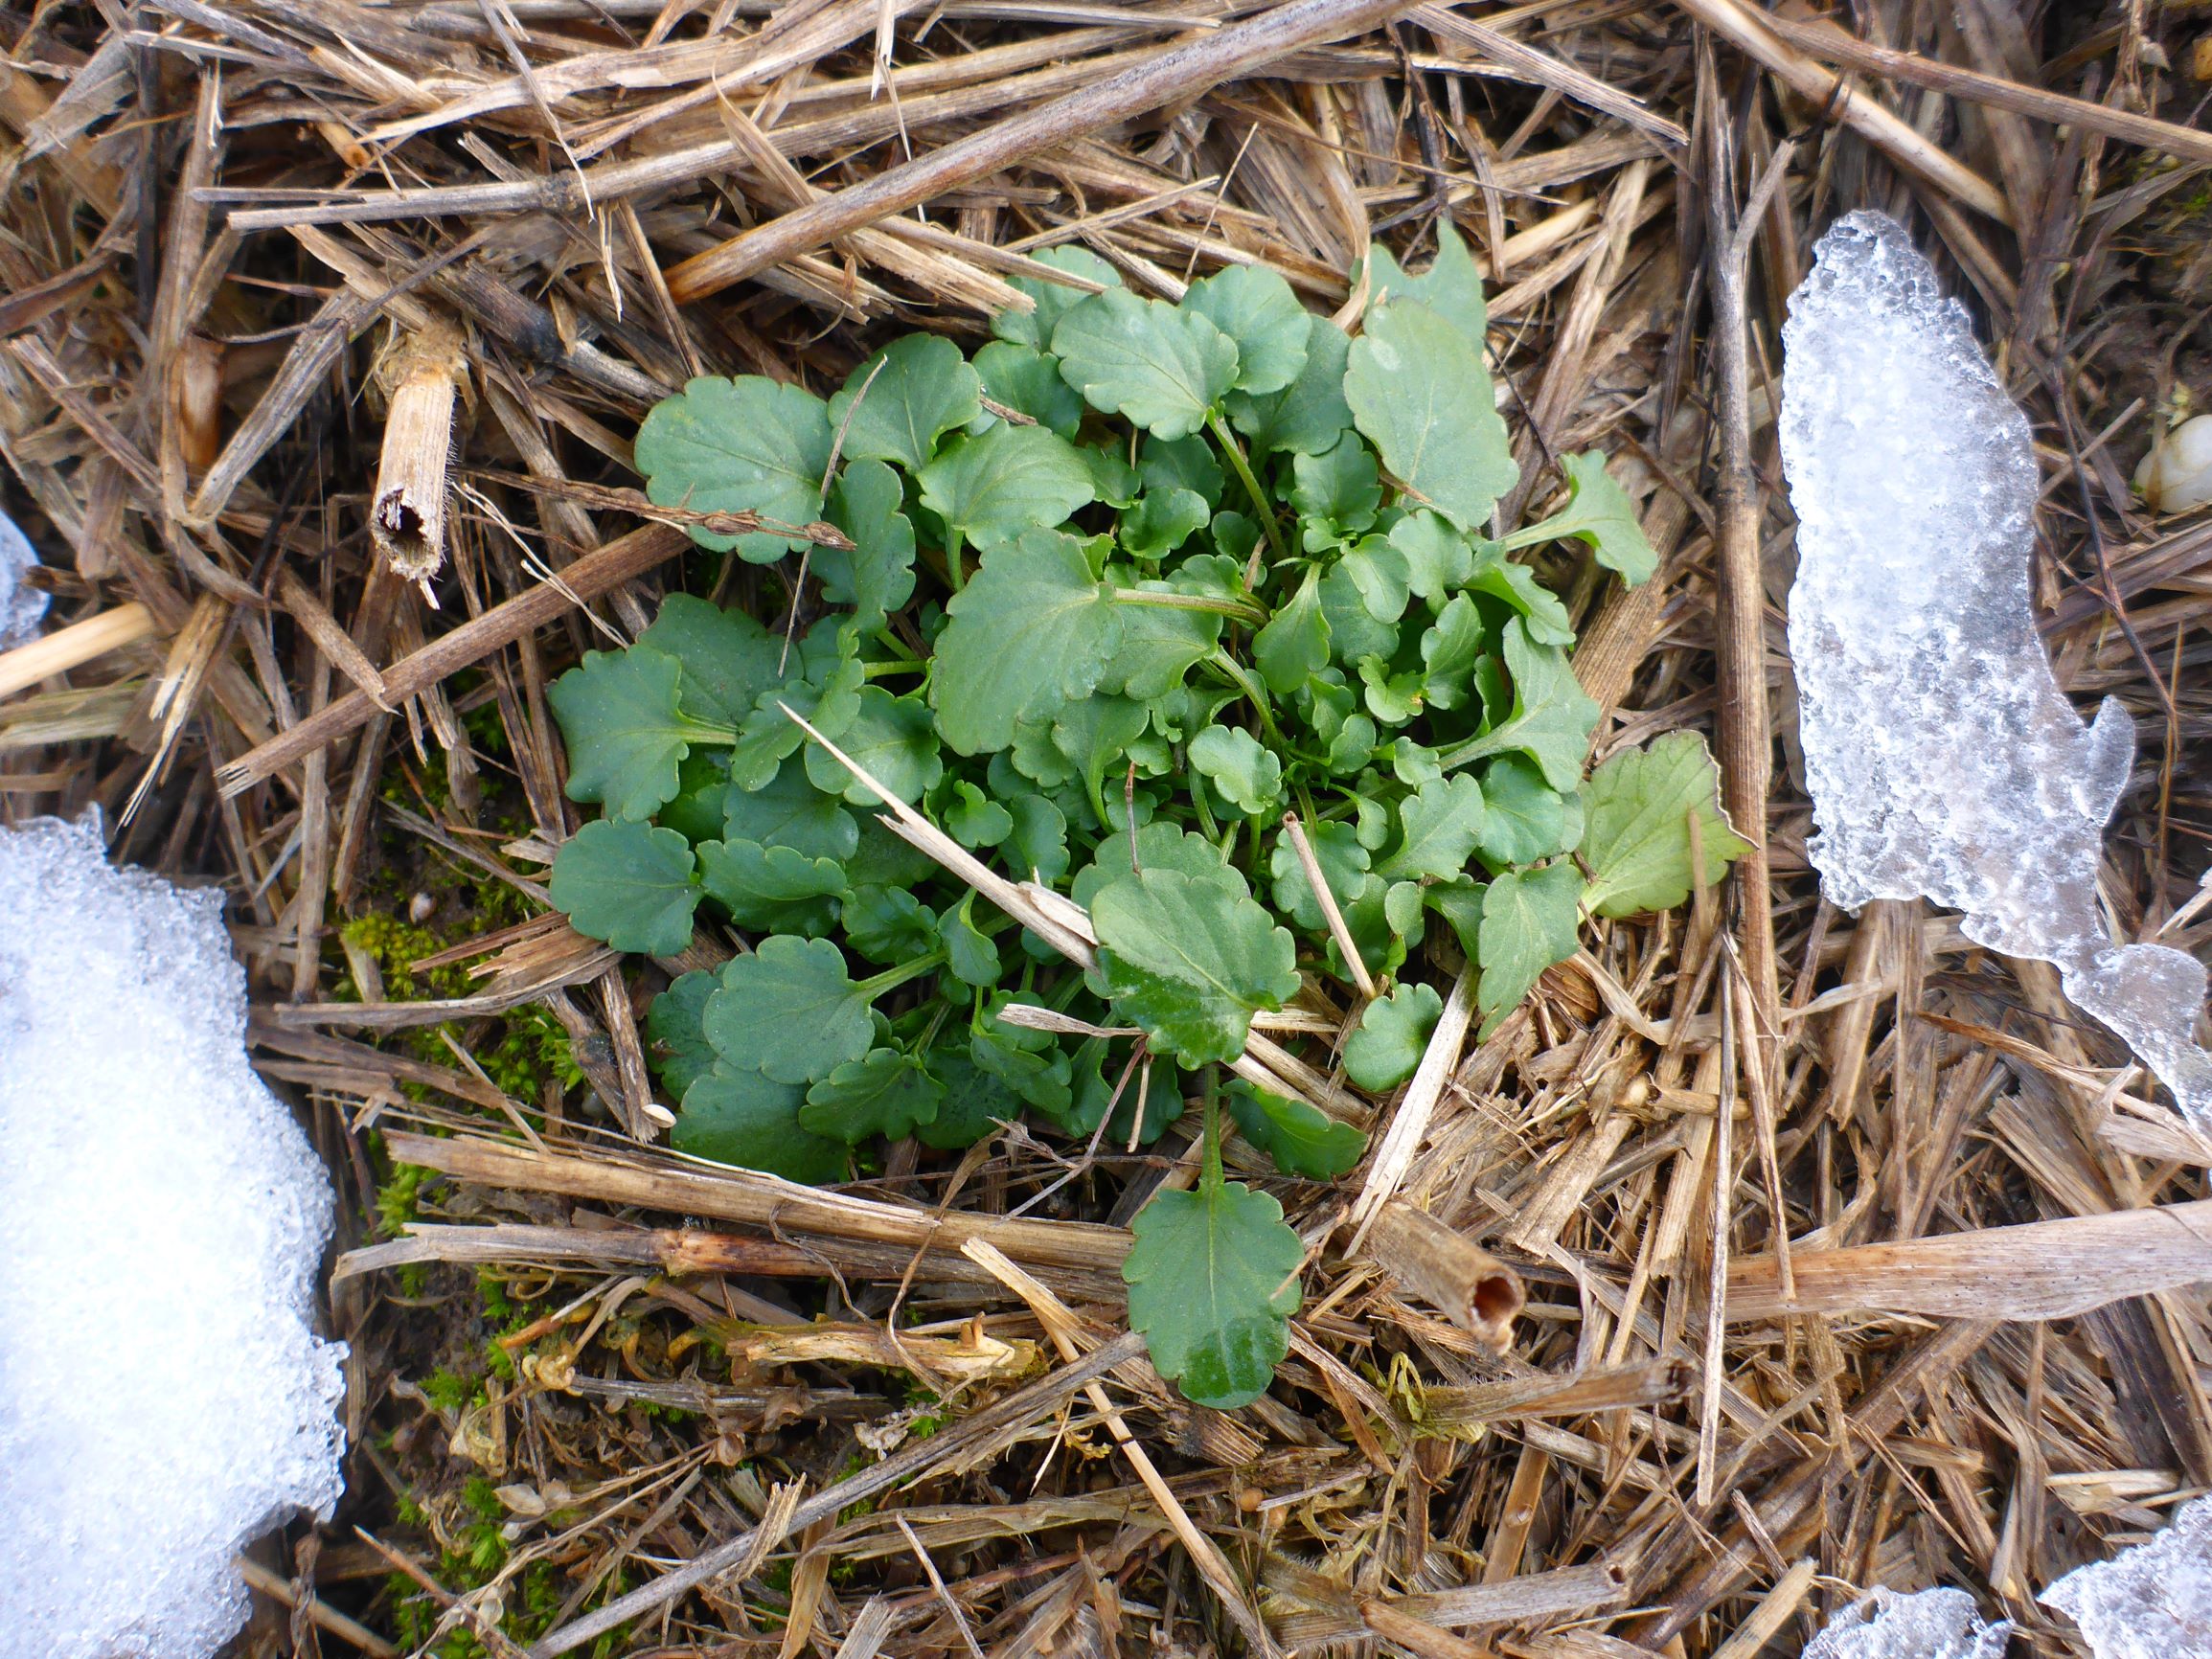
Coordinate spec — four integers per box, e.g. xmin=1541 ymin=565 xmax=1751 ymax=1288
xmin=549 ymin=819 xmax=700 ymax=956
xmin=1419 ymin=593 xmax=1489 ymax=711
xmin=1267 ymin=818 xmax=1371 ymax=931
xmin=1464 ymin=543 xmax=1577 ymax=645
xmin=1180 ymin=263 xmax=1311 ymax=396
xmin=1139 ymin=433 xmax=1224 ymax=507
xmin=1380 ymin=774 xmax=1488 ymax=881
xmin=1502 ymin=450 xmax=1657 ymax=585
xmin=634 ymin=375 xmax=832 ymax=559
xmin=550 ymin=647 xmax=729 ymax=822
xmin=704 ymin=935 xmax=878 ymax=1084
xmin=1091 ymin=865 xmax=1300 ymax=1066
xmin=1124 ymin=1181 xmax=1304 ymax=1409
xmin=1362 ymin=220 xmax=1489 ymax=354
xmin=828 ymin=333 xmax=980 ymax=472
xmin=972 ymin=999 xmax=1075 ymax=1115
xmin=1475 ymin=862 xmax=1584 ymax=1034
xmin=637 ymin=595 xmax=785 ymax=728
xmin=645 ymin=969 xmax=719 ymax=1098
xmin=729 ymin=625 xmax=864 ymax=791
xmin=1475 ymin=756 xmax=1566 ymax=865
xmin=992 ymin=243 xmax=1120 ymax=349
xmin=1290 ymin=434 xmax=1381 ymax=547
xmin=1004 ymin=793 xmax=1070 ymax=885
xmin=1063 ymin=1040 xmax=1183 ymax=1144
xmin=800 ymin=1047 xmax=945 ymax=1142
xmin=1189 ymin=726 xmax=1283 ymax=816
xmin=1342 ymin=981 xmax=1445 ymax=1092
xmin=1578 ymin=731 xmax=1749 ymax=917
xmin=804 ymin=686 xmax=941 ymax=806
xmin=1438 ymin=619 xmax=1600 ymax=791
xmin=1338 ymin=536 xmax=1411 ymax=624
xmin=1388 ymin=511 xmax=1477 ymax=602
xmin=843 ymin=885 xmax=940 ymax=964
xmin=722 ymin=757 xmax=858 ymax=861
xmin=675 ymin=1064 xmax=848 ymax=1183
xmin=1120 ymin=488 xmax=1211 ymax=560
xmin=972 ymin=341 xmax=1084 ymax=438
xmin=1226 ymin=1080 xmax=1366 ymax=1178
xmin=1229 ymin=312 xmax=1354 ymax=457
xmin=930 ymin=529 xmax=1122 ymax=755
xmin=1345 ymin=299 xmax=1516 ymax=531
xmin=1052 ymin=288 xmax=1239 ymax=441
xmin=1252 ymin=567 xmax=1331 ymax=693
xmin=939 ymin=892 xmax=1004 ymax=988
xmin=943 ymin=780 xmax=1015 ymax=849
xmin=819 ymin=460 xmax=918 ymax=632
xmin=696 ymin=837 xmax=847 ymax=932
xmin=917 ymin=1045 xmax=1019 ymax=1149
xmin=918 ymin=422 xmax=1097 ymax=555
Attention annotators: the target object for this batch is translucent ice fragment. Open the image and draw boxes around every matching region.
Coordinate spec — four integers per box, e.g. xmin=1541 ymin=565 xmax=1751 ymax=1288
xmin=1804 ymin=1586 xmax=2011 ymax=1659
xmin=2042 ymin=1493 xmax=2212 ymax=1659
xmin=0 ymin=816 xmax=347 ymax=1659
xmin=0 ymin=505 xmax=46 ymax=648
xmin=1780 ymin=211 xmax=2212 ymax=1124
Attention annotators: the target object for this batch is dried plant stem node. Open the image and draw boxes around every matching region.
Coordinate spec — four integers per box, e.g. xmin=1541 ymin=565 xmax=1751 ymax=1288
xmin=371 ymin=317 xmax=469 ymax=584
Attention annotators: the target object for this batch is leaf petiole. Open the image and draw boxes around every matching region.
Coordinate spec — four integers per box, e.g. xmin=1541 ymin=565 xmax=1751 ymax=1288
xmin=676 ymin=717 xmax=742 ymax=747
xmin=857 ymin=950 xmax=948 ymax=1000
xmin=1198 ymin=1066 xmax=1224 ymax=1197
xmin=1207 ymin=412 xmax=1288 ymax=579
xmin=944 ymin=527 xmax=967 ymax=595
xmin=1110 ymin=588 xmax=1267 ymax=626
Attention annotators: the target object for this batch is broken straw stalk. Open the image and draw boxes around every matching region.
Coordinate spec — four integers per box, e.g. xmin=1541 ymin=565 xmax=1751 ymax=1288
xmin=370 ymin=318 xmax=469 ymax=585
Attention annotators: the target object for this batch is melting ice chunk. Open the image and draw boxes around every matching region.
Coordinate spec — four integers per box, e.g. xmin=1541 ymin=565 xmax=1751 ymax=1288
xmin=0 ymin=506 xmax=46 ymax=648
xmin=0 ymin=816 xmax=346 ymax=1659
xmin=1803 ymin=1586 xmax=2011 ymax=1659
xmin=1779 ymin=211 xmax=2212 ymax=1124
xmin=2042 ymin=1493 xmax=2212 ymax=1659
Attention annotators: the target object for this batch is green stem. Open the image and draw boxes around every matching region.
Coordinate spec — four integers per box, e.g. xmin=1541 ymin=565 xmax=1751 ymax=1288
xmin=1208 ymin=412 xmax=1288 ymax=577
xmin=1110 ymin=588 xmax=1267 ymax=625
xmin=944 ymin=527 xmax=967 ymax=595
xmin=871 ymin=629 xmax=923 ymax=662
xmin=1199 ymin=1067 xmax=1224 ymax=1196
xmin=680 ymin=719 xmax=743 ymax=748
xmin=858 ymin=950 xmax=946 ymax=1000
xmin=1495 ymin=511 xmax=1565 ymax=553
xmin=1188 ymin=763 xmax=1220 ymax=841
xmin=861 ymin=659 xmax=926 ymax=679
xmin=1205 ymin=648 xmax=1280 ymax=742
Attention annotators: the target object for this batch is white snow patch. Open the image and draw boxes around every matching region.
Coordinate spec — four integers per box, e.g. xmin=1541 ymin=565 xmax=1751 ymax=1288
xmin=1779 ymin=210 xmax=2212 ymax=1124
xmin=1803 ymin=1586 xmax=2011 ymax=1659
xmin=2042 ymin=1493 xmax=2212 ymax=1659
xmin=0 ymin=814 xmax=347 ymax=1659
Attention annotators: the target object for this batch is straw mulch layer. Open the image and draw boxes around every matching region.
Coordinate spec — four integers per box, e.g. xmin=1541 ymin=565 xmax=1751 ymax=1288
xmin=1 ymin=0 xmax=2208 ymax=1652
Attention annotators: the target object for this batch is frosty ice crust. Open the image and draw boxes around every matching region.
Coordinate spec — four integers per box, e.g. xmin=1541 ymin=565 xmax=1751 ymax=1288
xmin=2041 ymin=1491 xmax=2212 ymax=1659
xmin=1779 ymin=211 xmax=2212 ymax=1124
xmin=1802 ymin=1586 xmax=2010 ymax=1659
xmin=0 ymin=816 xmax=347 ymax=1659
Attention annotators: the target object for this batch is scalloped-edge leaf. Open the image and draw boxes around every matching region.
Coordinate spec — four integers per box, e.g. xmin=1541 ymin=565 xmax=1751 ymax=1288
xmin=1578 ymin=731 xmax=1749 ymax=917
xmin=1124 ymin=1180 xmax=1304 ymax=1409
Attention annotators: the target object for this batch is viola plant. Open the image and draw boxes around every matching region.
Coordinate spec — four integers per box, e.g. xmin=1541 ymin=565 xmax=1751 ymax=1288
xmin=544 ymin=228 xmax=1746 ymax=1408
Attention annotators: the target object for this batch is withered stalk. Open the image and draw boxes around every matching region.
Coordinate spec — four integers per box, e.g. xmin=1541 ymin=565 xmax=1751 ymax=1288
xmin=169 ymin=334 xmax=223 ymax=474
xmin=1365 ymin=1199 xmax=1526 ymax=1350
xmin=371 ymin=317 xmax=468 ymax=583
